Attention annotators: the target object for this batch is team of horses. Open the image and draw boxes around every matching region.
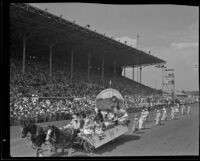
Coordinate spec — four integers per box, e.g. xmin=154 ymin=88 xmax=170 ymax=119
xmin=20 ymin=120 xmax=77 ymax=157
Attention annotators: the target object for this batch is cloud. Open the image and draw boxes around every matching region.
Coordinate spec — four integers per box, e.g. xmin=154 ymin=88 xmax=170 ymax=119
xmin=160 ymin=21 xmax=199 ymax=43
xmin=115 ymin=36 xmax=137 ymax=47
xmin=171 ymin=42 xmax=198 ymax=49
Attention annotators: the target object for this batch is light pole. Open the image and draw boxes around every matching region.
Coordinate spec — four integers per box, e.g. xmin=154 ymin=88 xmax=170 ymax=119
xmin=155 ymin=64 xmax=166 ymax=96
xmin=155 ymin=80 xmax=157 ymax=96
xmin=161 ymin=65 xmax=167 ymax=93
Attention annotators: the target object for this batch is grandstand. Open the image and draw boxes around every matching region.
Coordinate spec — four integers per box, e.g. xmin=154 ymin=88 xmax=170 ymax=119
xmin=10 ymin=3 xmax=166 ymax=125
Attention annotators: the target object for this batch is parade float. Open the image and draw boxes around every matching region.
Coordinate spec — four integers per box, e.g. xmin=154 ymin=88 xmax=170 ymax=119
xmin=75 ymin=88 xmax=130 ymax=153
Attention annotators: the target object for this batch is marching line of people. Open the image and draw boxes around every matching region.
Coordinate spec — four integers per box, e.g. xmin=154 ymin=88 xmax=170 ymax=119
xmin=132 ymin=103 xmax=192 ymax=133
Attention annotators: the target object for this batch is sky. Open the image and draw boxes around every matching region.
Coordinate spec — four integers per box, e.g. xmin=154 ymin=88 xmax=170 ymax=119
xmin=30 ymin=3 xmax=199 ymax=91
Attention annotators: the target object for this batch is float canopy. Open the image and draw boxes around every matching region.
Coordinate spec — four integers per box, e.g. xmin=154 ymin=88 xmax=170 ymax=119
xmin=96 ymin=88 xmax=124 ymax=110
xmin=96 ymin=88 xmax=124 ymax=100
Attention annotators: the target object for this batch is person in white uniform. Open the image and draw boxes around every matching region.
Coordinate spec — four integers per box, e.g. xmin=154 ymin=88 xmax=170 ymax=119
xmin=132 ymin=114 xmax=139 ymax=132
xmin=155 ymin=109 xmax=162 ymax=125
xmin=144 ymin=108 xmax=150 ymax=122
xmin=161 ymin=107 xmax=167 ymax=121
xmin=60 ymin=114 xmax=81 ymax=138
xmin=138 ymin=110 xmax=146 ymax=129
xmin=176 ymin=103 xmax=180 ymax=114
xmin=170 ymin=104 xmax=175 ymax=120
xmin=181 ymin=103 xmax=186 ymax=115
xmin=113 ymin=105 xmax=129 ymax=125
xmin=173 ymin=103 xmax=178 ymax=116
xmin=187 ymin=104 xmax=191 ymax=115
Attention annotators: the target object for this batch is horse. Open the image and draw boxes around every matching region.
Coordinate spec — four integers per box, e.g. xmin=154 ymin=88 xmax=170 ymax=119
xmin=45 ymin=125 xmax=75 ymax=156
xmin=20 ymin=119 xmax=47 ymax=157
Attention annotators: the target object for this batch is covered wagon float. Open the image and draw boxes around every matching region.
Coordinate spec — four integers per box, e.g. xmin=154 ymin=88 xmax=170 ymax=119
xmin=74 ymin=88 xmax=130 ymax=154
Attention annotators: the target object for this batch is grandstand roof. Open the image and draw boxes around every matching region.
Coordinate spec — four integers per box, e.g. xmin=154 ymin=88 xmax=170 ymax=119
xmin=10 ymin=3 xmax=166 ymax=68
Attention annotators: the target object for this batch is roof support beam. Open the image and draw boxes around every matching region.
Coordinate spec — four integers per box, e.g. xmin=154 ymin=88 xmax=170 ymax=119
xmin=70 ymin=49 xmax=74 ymax=85
xmin=137 ymin=56 xmax=139 ymax=82
xmin=21 ymin=31 xmax=35 ymax=75
xmin=48 ymin=43 xmax=57 ymax=79
xmin=88 ymin=53 xmax=91 ymax=82
xmin=140 ymin=66 xmax=142 ymax=84
xmin=45 ymin=33 xmax=59 ymax=79
xmin=113 ymin=61 xmax=116 ymax=81
xmin=22 ymin=34 xmax=26 ymax=75
xmin=101 ymin=56 xmax=104 ymax=83
xmin=132 ymin=65 xmax=134 ymax=81
xmin=49 ymin=46 xmax=53 ymax=78
xmin=124 ymin=67 xmax=126 ymax=77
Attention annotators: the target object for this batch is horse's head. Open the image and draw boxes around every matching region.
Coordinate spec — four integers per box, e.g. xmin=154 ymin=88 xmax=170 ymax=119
xmin=20 ymin=120 xmax=30 ymax=138
xmin=46 ymin=125 xmax=56 ymax=142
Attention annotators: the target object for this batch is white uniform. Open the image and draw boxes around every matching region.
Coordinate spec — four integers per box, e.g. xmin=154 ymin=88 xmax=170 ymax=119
xmin=171 ymin=106 xmax=175 ymax=120
xmin=81 ymin=118 xmax=95 ymax=135
xmin=138 ymin=111 xmax=146 ymax=129
xmin=132 ymin=114 xmax=139 ymax=132
xmin=181 ymin=104 xmax=185 ymax=115
xmin=156 ymin=110 xmax=161 ymax=125
xmin=71 ymin=119 xmax=80 ymax=130
xmin=187 ymin=105 xmax=191 ymax=115
xmin=176 ymin=103 xmax=180 ymax=112
xmin=144 ymin=110 xmax=150 ymax=122
xmin=61 ymin=118 xmax=80 ymax=130
xmin=101 ymin=111 xmax=107 ymax=120
xmin=174 ymin=104 xmax=179 ymax=115
xmin=115 ymin=109 xmax=128 ymax=124
xmin=161 ymin=108 xmax=167 ymax=121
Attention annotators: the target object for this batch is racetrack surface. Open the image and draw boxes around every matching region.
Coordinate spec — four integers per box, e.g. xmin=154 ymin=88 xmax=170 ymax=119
xmin=10 ymin=103 xmax=199 ymax=157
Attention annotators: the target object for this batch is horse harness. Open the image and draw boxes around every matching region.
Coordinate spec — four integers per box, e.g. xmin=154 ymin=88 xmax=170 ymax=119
xmin=49 ymin=128 xmax=57 ymax=144
xmin=49 ymin=127 xmax=76 ymax=146
xmin=27 ymin=125 xmax=46 ymax=149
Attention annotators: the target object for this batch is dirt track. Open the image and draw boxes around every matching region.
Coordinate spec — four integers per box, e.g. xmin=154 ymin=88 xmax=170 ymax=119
xmin=10 ymin=103 xmax=199 ymax=157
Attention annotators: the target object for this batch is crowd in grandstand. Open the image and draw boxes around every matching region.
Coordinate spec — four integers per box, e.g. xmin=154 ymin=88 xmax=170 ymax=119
xmin=10 ymin=57 xmax=199 ymax=126
xmin=10 ymin=97 xmax=96 ymax=126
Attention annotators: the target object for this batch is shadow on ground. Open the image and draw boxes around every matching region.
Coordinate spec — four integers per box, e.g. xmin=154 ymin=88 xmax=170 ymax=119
xmin=143 ymin=127 xmax=151 ymax=130
xmin=93 ymin=134 xmax=141 ymax=155
xmin=135 ymin=131 xmax=145 ymax=134
xmin=49 ymin=150 xmax=91 ymax=157
xmin=48 ymin=134 xmax=141 ymax=157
